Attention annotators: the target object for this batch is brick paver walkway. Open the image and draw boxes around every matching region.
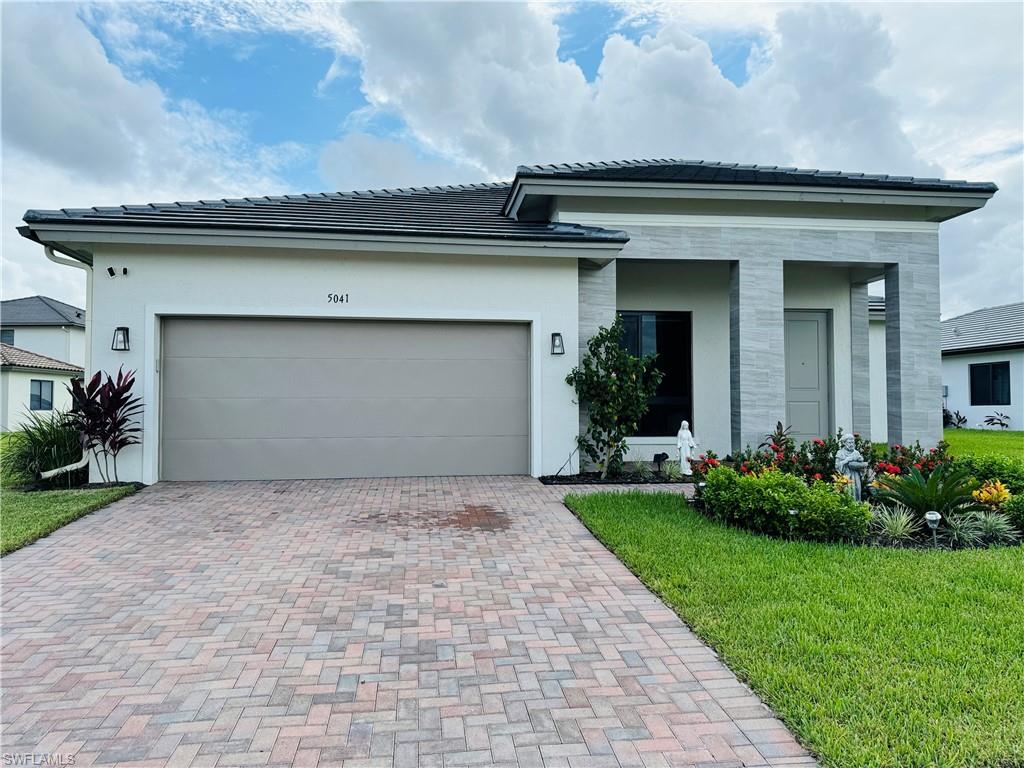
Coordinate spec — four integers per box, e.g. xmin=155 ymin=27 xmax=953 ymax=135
xmin=1 ymin=477 xmax=815 ymax=767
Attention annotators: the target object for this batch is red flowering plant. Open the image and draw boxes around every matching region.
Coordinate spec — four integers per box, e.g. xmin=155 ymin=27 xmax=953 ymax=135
xmin=876 ymin=440 xmax=950 ymax=478
xmin=692 ymin=450 xmax=721 ymax=478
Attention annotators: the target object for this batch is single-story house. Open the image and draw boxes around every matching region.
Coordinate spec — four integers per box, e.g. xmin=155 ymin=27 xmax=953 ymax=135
xmin=19 ymin=159 xmax=996 ymax=483
xmin=941 ymin=302 xmax=1023 ymax=430
xmin=0 ymin=343 xmax=83 ymax=432
xmin=0 ymin=295 xmax=86 ymax=366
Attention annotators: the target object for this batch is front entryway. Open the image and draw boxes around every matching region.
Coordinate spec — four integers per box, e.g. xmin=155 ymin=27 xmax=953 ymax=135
xmin=785 ymin=310 xmax=832 ymax=442
xmin=159 ymin=317 xmax=530 ymax=480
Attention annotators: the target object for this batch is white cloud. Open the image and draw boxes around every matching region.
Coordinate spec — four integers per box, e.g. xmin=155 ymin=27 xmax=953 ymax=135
xmin=1 ymin=3 xmax=301 ymax=306
xmin=3 ymin=1 xmax=1020 ymax=317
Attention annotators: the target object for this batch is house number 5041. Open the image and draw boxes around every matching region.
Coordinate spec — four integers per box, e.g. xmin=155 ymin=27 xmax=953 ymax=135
xmin=327 ymin=293 xmax=350 ymax=303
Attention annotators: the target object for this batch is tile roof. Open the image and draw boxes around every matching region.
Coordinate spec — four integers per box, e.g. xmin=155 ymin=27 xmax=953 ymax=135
xmin=515 ymin=159 xmax=999 ymax=194
xmin=0 ymin=343 xmax=84 ymax=373
xmin=21 ymin=158 xmax=996 ymax=244
xmin=21 ymin=183 xmax=627 ymax=243
xmin=1 ymin=295 xmax=86 ymax=327
xmin=941 ymin=302 xmax=1024 ymax=353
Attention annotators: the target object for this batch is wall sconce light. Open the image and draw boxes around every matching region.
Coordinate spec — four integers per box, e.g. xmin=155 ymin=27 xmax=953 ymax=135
xmin=550 ymin=332 xmax=565 ymax=355
xmin=111 ymin=327 xmax=130 ymax=351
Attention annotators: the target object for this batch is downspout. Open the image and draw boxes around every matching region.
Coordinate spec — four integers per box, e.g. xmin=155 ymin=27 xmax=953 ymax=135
xmin=44 ymin=246 xmax=91 ymax=374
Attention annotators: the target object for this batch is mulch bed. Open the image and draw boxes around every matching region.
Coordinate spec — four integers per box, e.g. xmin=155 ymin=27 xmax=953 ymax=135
xmin=539 ymin=472 xmax=692 ymax=485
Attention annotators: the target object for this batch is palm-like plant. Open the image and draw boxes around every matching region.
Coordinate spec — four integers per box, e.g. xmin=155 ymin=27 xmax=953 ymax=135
xmin=872 ymin=464 xmax=981 ymax=517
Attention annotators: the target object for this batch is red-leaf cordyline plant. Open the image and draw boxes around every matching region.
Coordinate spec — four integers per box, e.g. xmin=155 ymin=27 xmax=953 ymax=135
xmin=67 ymin=368 xmax=143 ymax=483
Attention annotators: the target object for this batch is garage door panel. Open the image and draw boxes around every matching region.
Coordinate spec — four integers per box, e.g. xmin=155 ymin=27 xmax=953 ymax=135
xmin=160 ymin=318 xmax=529 ymax=480
xmin=161 ymin=435 xmax=529 ymax=481
xmin=163 ymin=317 xmax=529 ymax=360
xmin=163 ymin=357 xmax=526 ymax=399
xmin=161 ymin=395 xmax=529 ymax=440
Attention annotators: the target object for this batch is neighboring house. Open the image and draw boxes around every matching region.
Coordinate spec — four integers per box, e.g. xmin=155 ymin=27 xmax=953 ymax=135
xmin=0 ymin=295 xmax=86 ymax=366
xmin=0 ymin=344 xmax=82 ymax=432
xmin=19 ymin=158 xmax=996 ymax=483
xmin=941 ymin=302 xmax=1023 ymax=430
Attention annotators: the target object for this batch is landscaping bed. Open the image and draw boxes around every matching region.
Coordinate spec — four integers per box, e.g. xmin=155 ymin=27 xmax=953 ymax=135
xmin=566 ymin=491 xmax=1024 ymax=768
xmin=539 ymin=471 xmax=689 ymax=485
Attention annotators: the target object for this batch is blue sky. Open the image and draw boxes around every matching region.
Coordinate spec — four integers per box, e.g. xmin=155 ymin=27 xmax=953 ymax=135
xmin=2 ymin=2 xmax=1020 ymax=316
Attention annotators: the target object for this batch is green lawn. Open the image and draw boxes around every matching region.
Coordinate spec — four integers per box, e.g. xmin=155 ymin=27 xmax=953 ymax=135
xmin=944 ymin=428 xmax=1023 ymax=458
xmin=566 ymin=492 xmax=1024 ymax=768
xmin=1 ymin=486 xmax=136 ymax=555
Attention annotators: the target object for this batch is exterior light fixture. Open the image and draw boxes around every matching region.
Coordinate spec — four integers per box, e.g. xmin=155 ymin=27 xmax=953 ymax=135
xmin=111 ymin=327 xmax=130 ymax=352
xmin=788 ymin=508 xmax=799 ymax=539
xmin=695 ymin=480 xmax=707 ymax=511
xmin=925 ymin=510 xmax=941 ymax=547
xmin=550 ymin=332 xmax=565 ymax=355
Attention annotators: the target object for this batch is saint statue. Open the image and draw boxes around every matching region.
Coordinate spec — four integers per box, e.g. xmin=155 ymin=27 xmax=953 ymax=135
xmin=676 ymin=420 xmax=698 ymax=475
xmin=834 ymin=433 xmax=869 ymax=501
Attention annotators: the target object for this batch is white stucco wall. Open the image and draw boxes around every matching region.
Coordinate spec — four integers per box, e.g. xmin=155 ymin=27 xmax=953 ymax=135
xmin=86 ymin=245 xmax=583 ymax=483
xmin=942 ymin=349 xmax=1024 ymax=431
xmin=1 ymin=326 xmax=86 ymax=365
xmin=869 ymin=316 xmax=888 ymax=442
xmin=617 ymin=260 xmax=733 ymax=460
xmin=0 ymin=369 xmax=76 ymax=431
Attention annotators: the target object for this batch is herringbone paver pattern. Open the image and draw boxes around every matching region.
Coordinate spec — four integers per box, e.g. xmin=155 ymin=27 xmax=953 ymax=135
xmin=1 ymin=477 xmax=815 ymax=767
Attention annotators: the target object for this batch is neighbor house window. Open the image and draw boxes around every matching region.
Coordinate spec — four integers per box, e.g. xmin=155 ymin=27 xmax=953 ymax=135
xmin=30 ymin=380 xmax=53 ymax=410
xmin=0 ymin=329 xmax=13 ymax=345
xmin=619 ymin=311 xmax=693 ymax=436
xmin=969 ymin=361 xmax=1011 ymax=406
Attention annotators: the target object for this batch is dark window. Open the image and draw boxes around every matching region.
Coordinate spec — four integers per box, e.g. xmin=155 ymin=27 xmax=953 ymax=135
xmin=969 ymin=361 xmax=1011 ymax=406
xmin=0 ymin=329 xmax=13 ymax=345
xmin=619 ymin=311 xmax=693 ymax=436
xmin=30 ymin=380 xmax=53 ymax=411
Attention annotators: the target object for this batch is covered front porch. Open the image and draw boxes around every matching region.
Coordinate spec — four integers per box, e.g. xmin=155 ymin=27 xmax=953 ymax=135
xmin=578 ymin=251 xmax=940 ymax=462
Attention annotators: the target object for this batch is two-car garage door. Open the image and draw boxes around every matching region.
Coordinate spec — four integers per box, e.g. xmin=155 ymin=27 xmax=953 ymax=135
xmin=160 ymin=317 xmax=529 ymax=481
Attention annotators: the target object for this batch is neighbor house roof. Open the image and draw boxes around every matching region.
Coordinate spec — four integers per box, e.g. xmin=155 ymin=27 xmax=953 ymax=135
xmin=941 ymin=302 xmax=1024 ymax=355
xmin=20 ymin=183 xmax=627 ymax=244
xmin=0 ymin=343 xmax=83 ymax=373
xmin=514 ymin=159 xmax=999 ymax=194
xmin=1 ymin=295 xmax=85 ymax=327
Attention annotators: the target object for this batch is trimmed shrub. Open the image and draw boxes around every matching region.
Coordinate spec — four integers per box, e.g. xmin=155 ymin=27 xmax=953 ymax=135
xmin=700 ymin=466 xmax=869 ymax=542
xmin=794 ymin=482 xmax=871 ymax=543
xmin=951 ymin=454 xmax=1024 ymax=495
xmin=1002 ymin=494 xmax=1024 ymax=534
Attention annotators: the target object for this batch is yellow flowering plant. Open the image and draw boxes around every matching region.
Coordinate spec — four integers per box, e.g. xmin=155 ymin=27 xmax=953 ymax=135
xmin=973 ymin=479 xmax=1011 ymax=507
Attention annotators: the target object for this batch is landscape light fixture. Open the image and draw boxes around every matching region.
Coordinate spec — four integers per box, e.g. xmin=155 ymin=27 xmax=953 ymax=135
xmin=925 ymin=510 xmax=941 ymax=547
xmin=111 ymin=327 xmax=130 ymax=352
xmin=550 ymin=332 xmax=565 ymax=355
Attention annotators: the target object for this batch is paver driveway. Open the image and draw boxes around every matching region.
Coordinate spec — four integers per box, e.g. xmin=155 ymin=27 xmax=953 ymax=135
xmin=1 ymin=477 xmax=814 ymax=768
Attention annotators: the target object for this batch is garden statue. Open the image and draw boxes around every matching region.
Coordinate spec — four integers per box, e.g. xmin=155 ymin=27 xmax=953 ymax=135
xmin=835 ymin=433 xmax=869 ymax=501
xmin=676 ymin=420 xmax=698 ymax=475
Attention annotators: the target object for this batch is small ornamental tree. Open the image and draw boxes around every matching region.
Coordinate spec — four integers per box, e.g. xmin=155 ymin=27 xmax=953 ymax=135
xmin=566 ymin=318 xmax=663 ymax=479
xmin=67 ymin=368 xmax=143 ymax=484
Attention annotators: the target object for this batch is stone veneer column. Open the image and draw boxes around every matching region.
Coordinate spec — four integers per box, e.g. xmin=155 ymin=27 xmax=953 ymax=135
xmin=884 ymin=261 xmax=942 ymax=446
xmin=849 ymin=282 xmax=872 ymax=438
xmin=729 ymin=258 xmax=786 ymax=454
xmin=577 ymin=260 xmax=618 ymax=444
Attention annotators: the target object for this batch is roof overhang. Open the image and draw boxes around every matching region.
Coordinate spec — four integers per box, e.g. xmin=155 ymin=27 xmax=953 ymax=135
xmin=19 ymin=222 xmax=627 ymax=265
xmin=942 ymin=343 xmax=1024 ymax=357
xmin=503 ymin=177 xmax=995 ymax=223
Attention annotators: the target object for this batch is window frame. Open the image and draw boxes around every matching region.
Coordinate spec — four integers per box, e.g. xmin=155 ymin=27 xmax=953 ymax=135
xmin=29 ymin=379 xmax=54 ymax=411
xmin=968 ymin=361 xmax=1011 ymax=406
xmin=618 ymin=310 xmax=694 ymax=437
